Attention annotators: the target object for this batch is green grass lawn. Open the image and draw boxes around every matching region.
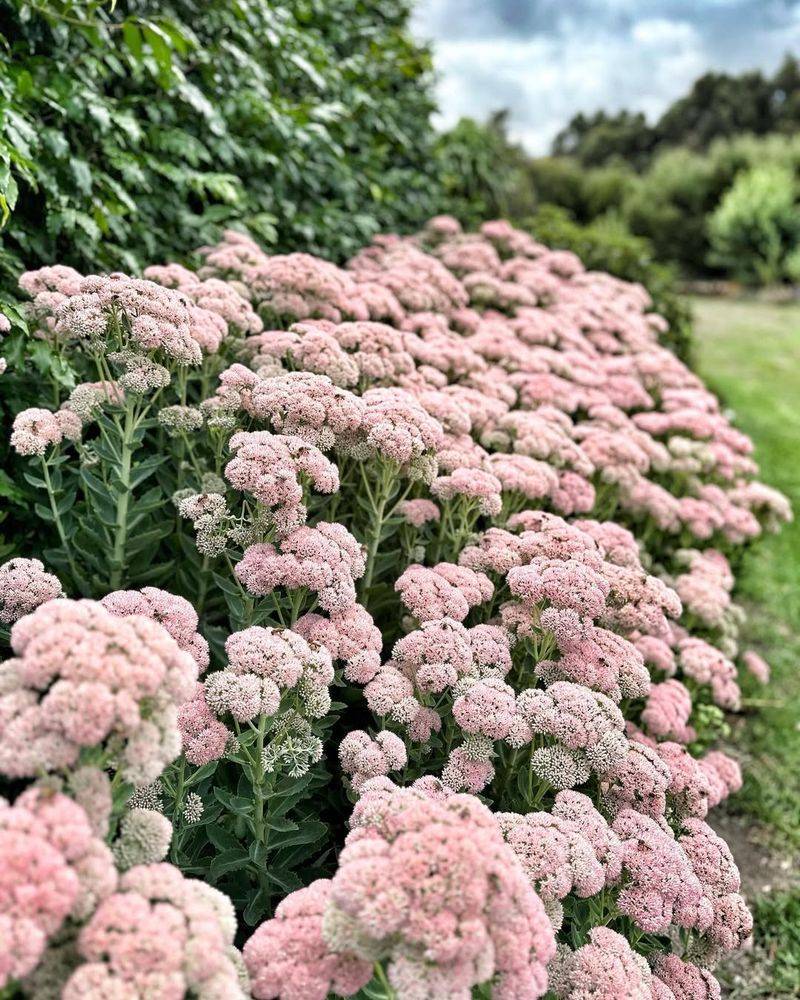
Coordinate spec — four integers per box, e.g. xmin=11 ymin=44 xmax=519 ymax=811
xmin=690 ymin=296 xmax=800 ymax=996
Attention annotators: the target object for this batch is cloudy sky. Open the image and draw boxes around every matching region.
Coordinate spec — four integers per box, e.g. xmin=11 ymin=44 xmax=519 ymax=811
xmin=412 ymin=1 xmax=800 ymax=152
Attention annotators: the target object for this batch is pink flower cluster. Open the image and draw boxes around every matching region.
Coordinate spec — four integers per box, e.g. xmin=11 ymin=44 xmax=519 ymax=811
xmin=295 ymin=603 xmax=383 ymax=684
xmin=235 ymin=523 xmax=365 ymax=613
xmin=225 ymin=430 xmax=339 ymax=533
xmin=144 ymin=261 xmax=263 ymax=335
xmin=0 ymin=787 xmax=116 ymax=989
xmin=246 ymin=780 xmax=556 ymax=1000
xmin=517 ymin=682 xmax=627 ymax=788
xmin=339 ymin=729 xmax=407 ymax=790
xmin=63 ymin=862 xmax=246 ymax=998
xmin=100 ymin=586 xmax=210 ymax=672
xmin=0 ymin=599 xmax=197 ymax=783
xmin=49 ymin=273 xmax=214 ymax=363
xmin=0 ymin=557 xmax=64 ymax=625
xmin=395 ymin=562 xmax=493 ymax=622
xmin=550 ymin=926 xmax=667 ymax=1000
xmin=204 ymin=625 xmax=334 ymax=723
xmin=10 ymin=406 xmax=82 ymax=456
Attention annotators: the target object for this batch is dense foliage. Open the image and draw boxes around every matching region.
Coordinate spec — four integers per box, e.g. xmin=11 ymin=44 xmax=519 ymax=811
xmin=0 ymin=217 xmax=790 ymax=998
xmin=440 ymin=110 xmax=800 ymax=284
xmin=708 ymin=164 xmax=800 ymax=284
xmin=0 ymin=0 xmax=441 ymax=287
xmin=552 ymin=55 xmax=800 ymax=167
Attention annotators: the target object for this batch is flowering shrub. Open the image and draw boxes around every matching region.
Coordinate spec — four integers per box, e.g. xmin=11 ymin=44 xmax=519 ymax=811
xmin=0 ymin=217 xmax=790 ymax=998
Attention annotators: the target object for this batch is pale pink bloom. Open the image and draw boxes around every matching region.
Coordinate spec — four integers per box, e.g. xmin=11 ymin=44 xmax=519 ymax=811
xmin=144 ymin=263 xmax=263 ymax=334
xmin=244 ymin=879 xmax=372 ymax=1000
xmin=651 ymin=954 xmax=721 ymax=1000
xmin=551 ymin=469 xmax=597 ymax=515
xmin=441 ymin=745 xmax=496 ymax=793
xmin=55 ymin=273 xmax=206 ymax=363
xmin=391 ymin=617 xmax=473 ymax=694
xmin=1 ymin=599 xmax=197 ymax=784
xmin=295 ymin=604 xmax=383 ymax=684
xmin=64 ymin=863 xmax=244 ymax=998
xmin=236 ymin=523 xmax=365 ymax=614
xmin=339 ymin=729 xmax=407 ymax=790
xmin=323 ymin=783 xmax=555 ymax=998
xmin=728 ymin=480 xmax=792 ymax=532
xmin=100 ymin=586 xmax=209 ymax=672
xmin=248 ymin=371 xmax=365 ymax=450
xmin=395 ymin=563 xmax=493 ymax=623
xmin=397 ymin=498 xmax=440 ymax=527
xmin=574 ymin=520 xmax=642 ymax=567
xmin=537 ymin=611 xmax=650 ymax=702
xmin=673 ymin=549 xmax=733 ymax=628
xmin=678 ymin=637 xmax=741 ymax=710
xmin=498 ymin=810 xmax=604 ymax=904
xmin=600 ymin=563 xmax=682 ymax=638
xmin=633 ymin=634 xmax=676 ymax=676
xmin=10 ymin=406 xmax=81 ymax=455
xmin=425 ymin=214 xmax=463 ymax=239
xmin=469 ymin=623 xmax=514 ymax=676
xmin=0 ymin=787 xmax=117 ymax=987
xmin=0 ymin=557 xmax=63 ymax=625
xmin=459 ymin=527 xmax=525 ymax=575
xmin=348 ymin=240 xmax=469 ymax=314
xmin=204 ymin=625 xmax=333 ymax=722
xmin=550 ymin=926 xmax=659 ymax=1000
xmin=657 ymin=741 xmax=712 ymax=819
xmin=508 ymin=558 xmax=610 ymax=620
xmin=454 ymin=676 xmax=517 ymax=740
xmin=613 ymin=808 xmax=711 ymax=934
xmin=643 ymin=680 xmax=696 ymax=744
xmin=699 ymin=751 xmax=742 ymax=808
xmin=601 ymin=739 xmax=671 ymax=819
xmin=225 ymin=430 xmax=339 ymax=531
xmin=486 ymin=452 xmax=559 ymax=502
xmin=356 ymin=386 xmax=444 ymax=469
xmin=178 ymin=683 xmax=231 ymax=766
xmin=518 ymin=682 xmax=627 ymax=787
xmin=742 ymin=649 xmax=770 ymax=684
xmin=330 ymin=320 xmax=416 ymax=383
xmin=551 ymin=790 xmax=623 ymax=885
xmin=430 ymin=469 xmax=503 ymax=517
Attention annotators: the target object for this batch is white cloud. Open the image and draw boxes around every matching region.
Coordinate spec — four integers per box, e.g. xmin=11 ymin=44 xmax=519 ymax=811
xmin=413 ymin=0 xmax=800 ymax=153
xmin=425 ymin=23 xmax=707 ymax=152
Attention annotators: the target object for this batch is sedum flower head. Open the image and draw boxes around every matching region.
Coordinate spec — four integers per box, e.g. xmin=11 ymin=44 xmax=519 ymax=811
xmin=0 ymin=599 xmax=197 ymax=784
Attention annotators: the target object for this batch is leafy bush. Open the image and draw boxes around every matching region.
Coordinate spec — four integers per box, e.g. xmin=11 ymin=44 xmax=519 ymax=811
xmin=552 ymin=55 xmax=800 ymax=169
xmin=0 ymin=218 xmax=789 ymax=997
xmin=527 ymin=204 xmax=693 ymax=361
xmin=0 ymin=0 xmax=441 ymax=286
xmin=434 ymin=113 xmax=535 ymax=227
xmin=620 ymin=146 xmax=721 ymax=275
xmin=709 ymin=163 xmax=800 ymax=284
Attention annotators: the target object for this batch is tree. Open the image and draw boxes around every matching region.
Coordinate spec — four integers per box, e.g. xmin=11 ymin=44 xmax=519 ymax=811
xmin=552 ymin=111 xmax=655 ymax=169
xmin=708 ymin=163 xmax=800 ymax=284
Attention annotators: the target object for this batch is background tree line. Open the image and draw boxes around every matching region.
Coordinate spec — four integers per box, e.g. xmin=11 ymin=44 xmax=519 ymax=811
xmin=435 ymin=58 xmax=800 ymax=290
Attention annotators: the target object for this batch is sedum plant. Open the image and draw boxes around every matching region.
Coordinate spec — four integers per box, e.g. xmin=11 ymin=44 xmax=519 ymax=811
xmin=0 ymin=217 xmax=791 ymax=999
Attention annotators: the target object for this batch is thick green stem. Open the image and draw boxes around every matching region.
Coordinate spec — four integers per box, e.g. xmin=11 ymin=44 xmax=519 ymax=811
xmin=373 ymin=962 xmax=396 ymax=1000
xmin=109 ymin=401 xmax=137 ymax=590
xmin=40 ymin=456 xmax=80 ymax=584
xmin=252 ymin=714 xmax=269 ymax=845
xmin=251 ymin=714 xmax=272 ymax=905
xmin=360 ymin=465 xmax=394 ymax=596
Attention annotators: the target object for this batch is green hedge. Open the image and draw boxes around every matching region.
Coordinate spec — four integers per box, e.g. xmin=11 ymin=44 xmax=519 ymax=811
xmin=0 ymin=0 xmax=441 ymax=287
